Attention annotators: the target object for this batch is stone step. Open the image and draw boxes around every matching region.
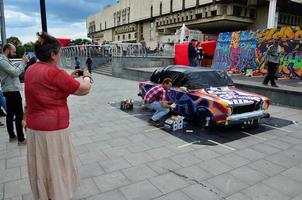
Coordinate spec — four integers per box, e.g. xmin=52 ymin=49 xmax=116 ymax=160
xmin=94 ymin=66 xmax=113 ymax=76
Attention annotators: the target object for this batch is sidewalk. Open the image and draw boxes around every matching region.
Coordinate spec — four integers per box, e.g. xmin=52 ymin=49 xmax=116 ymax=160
xmin=1 ymin=73 xmax=302 ymax=200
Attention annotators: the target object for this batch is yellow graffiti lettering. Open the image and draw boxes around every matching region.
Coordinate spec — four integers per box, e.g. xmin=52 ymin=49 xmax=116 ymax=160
xmin=273 ymin=27 xmax=286 ymax=39
xmin=294 ymin=30 xmax=302 ymax=40
xmin=283 ymin=27 xmax=295 ymax=40
xmin=263 ymin=28 xmax=276 ymax=41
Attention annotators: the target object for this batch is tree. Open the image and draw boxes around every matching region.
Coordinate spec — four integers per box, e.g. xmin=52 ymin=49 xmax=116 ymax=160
xmin=7 ymin=36 xmax=22 ymax=47
xmin=69 ymin=38 xmax=92 ymax=46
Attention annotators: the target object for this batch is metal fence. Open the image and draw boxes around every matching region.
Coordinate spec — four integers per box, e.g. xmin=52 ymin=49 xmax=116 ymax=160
xmin=61 ymin=43 xmax=174 ymax=58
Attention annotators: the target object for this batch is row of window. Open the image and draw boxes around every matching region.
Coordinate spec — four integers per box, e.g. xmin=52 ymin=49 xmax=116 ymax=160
xmin=279 ymin=13 xmax=302 ymax=26
xmin=116 ymin=33 xmax=137 ymax=41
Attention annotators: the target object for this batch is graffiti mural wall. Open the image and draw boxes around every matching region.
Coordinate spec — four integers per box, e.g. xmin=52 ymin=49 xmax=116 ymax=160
xmin=213 ymin=26 xmax=302 ymax=79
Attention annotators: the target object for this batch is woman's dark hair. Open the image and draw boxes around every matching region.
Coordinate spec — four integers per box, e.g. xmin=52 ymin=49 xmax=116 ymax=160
xmin=34 ymin=32 xmax=61 ymax=62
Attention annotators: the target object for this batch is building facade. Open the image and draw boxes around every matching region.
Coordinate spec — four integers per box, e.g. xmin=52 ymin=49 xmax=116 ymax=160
xmin=87 ymin=0 xmax=302 ymax=48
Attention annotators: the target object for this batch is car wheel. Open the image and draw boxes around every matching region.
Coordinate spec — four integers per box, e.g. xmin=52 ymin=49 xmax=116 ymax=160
xmin=196 ymin=107 xmax=213 ymax=128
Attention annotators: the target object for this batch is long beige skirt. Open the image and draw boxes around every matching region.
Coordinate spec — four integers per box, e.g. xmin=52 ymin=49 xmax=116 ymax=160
xmin=27 ymin=128 xmax=80 ymax=200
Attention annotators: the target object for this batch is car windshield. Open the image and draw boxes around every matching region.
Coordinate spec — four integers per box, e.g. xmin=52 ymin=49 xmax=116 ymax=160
xmin=179 ymin=71 xmax=233 ymax=90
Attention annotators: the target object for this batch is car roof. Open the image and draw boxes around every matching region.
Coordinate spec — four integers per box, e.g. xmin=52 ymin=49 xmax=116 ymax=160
xmin=166 ymin=65 xmax=216 ymax=73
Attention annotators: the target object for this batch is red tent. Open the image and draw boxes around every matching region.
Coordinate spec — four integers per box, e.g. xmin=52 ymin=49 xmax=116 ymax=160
xmin=175 ymin=40 xmax=217 ymax=67
xmin=57 ymin=38 xmax=71 ymax=47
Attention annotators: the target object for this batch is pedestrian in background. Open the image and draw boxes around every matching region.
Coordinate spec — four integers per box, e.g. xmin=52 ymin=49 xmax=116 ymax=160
xmin=197 ymin=45 xmax=204 ymax=66
xmin=86 ymin=56 xmax=93 ymax=74
xmin=0 ymin=87 xmax=6 ymax=127
xmin=25 ymin=32 xmax=92 ymax=200
xmin=263 ymin=40 xmax=282 ymax=87
xmin=188 ymin=39 xmax=197 ymax=66
xmin=0 ymin=43 xmax=29 ymax=144
xmin=75 ymin=56 xmax=80 ymax=69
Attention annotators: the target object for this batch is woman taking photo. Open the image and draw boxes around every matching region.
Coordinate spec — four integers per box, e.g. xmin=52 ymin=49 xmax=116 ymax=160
xmin=24 ymin=32 xmax=92 ymax=200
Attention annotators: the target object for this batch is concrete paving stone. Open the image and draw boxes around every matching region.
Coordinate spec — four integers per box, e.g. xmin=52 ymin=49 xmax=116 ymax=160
xmin=234 ymin=148 xmax=266 ymax=161
xmin=167 ymin=144 xmax=196 ymax=154
xmin=74 ymin=144 xmax=90 ymax=155
xmin=250 ymin=143 xmax=281 ymax=155
xmin=93 ymin=171 xmax=130 ymax=192
xmin=170 ymin=153 xmax=201 ymax=167
xmin=6 ymin=156 xmax=26 ymax=169
xmin=22 ymin=193 xmax=33 ymax=200
xmin=262 ymin=174 xmax=302 ymax=198
xmin=0 ymin=168 xmax=21 ymax=184
xmin=226 ymin=193 xmax=251 ymax=200
xmin=281 ymin=166 xmax=302 ymax=183
xmin=120 ymin=180 xmax=162 ymax=200
xmin=102 ymin=146 xmax=131 ymax=158
xmin=4 ymin=179 xmax=31 ymax=199
xmin=248 ymin=159 xmax=285 ymax=177
xmin=107 ymin=137 xmax=131 ymax=147
xmin=126 ymin=142 xmax=153 ymax=153
xmin=73 ymin=178 xmax=100 ymax=199
xmin=175 ymin=165 xmax=213 ymax=182
xmin=242 ymin=183 xmax=290 ymax=200
xmin=122 ymin=164 xmax=158 ymax=182
xmin=162 ymin=135 xmax=185 ymax=145
xmin=292 ymin=193 xmax=302 ymax=200
xmin=0 ymin=144 xmax=5 ymax=151
xmin=293 ymin=143 xmax=302 ymax=152
xmin=208 ymin=145 xmax=235 ymax=155
xmin=86 ymin=190 xmax=127 ymax=200
xmin=143 ymin=137 xmax=171 ymax=149
xmin=78 ymin=151 xmax=108 ymax=165
xmin=72 ymin=136 xmax=93 ymax=146
xmin=265 ymin=149 xmax=302 ymax=168
xmin=277 ymin=135 xmax=302 ymax=145
xmin=99 ymin=157 xmax=132 ymax=173
xmin=226 ymin=140 xmax=252 ymax=149
xmin=229 ymin=166 xmax=268 ymax=186
xmin=239 ymin=135 xmax=264 ymax=146
xmin=88 ymin=132 xmax=112 ymax=142
xmin=182 ymin=184 xmax=225 ymax=200
xmin=4 ymin=196 xmax=23 ymax=200
xmin=149 ymin=172 xmax=190 ymax=194
xmin=147 ymin=158 xmax=182 ymax=174
xmin=0 ymin=149 xmax=20 ymax=160
xmin=124 ymin=151 xmax=155 ymax=166
xmin=264 ymin=139 xmax=292 ymax=150
xmin=83 ymin=141 xmax=111 ymax=152
xmin=144 ymin=130 xmax=168 ymax=139
xmin=78 ymin=162 xmax=105 ymax=179
xmin=199 ymin=159 xmax=233 ymax=176
xmin=153 ymin=190 xmax=193 ymax=200
xmin=217 ymin=153 xmax=250 ymax=168
xmin=20 ymin=166 xmax=28 ymax=179
xmin=0 ymin=183 xmax=3 ymax=200
xmin=192 ymin=148 xmax=221 ymax=161
xmin=208 ymin=173 xmax=249 ymax=196
xmin=146 ymin=147 xmax=174 ymax=160
xmin=127 ymin=134 xmax=150 ymax=143
xmin=0 ymin=159 xmax=5 ymax=170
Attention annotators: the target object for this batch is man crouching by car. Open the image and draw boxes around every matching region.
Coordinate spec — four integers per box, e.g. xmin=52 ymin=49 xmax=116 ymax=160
xmin=144 ymin=78 xmax=176 ymax=126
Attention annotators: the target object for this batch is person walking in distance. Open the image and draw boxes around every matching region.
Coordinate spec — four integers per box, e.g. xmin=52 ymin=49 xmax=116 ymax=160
xmin=25 ymin=32 xmax=92 ymax=200
xmin=188 ymin=39 xmax=197 ymax=66
xmin=263 ymin=40 xmax=282 ymax=87
xmin=0 ymin=43 xmax=29 ymax=144
xmin=75 ymin=56 xmax=80 ymax=69
xmin=86 ymin=56 xmax=93 ymax=74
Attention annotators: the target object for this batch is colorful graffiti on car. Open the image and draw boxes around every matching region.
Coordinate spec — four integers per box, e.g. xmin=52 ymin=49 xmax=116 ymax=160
xmin=213 ymin=26 xmax=302 ymax=79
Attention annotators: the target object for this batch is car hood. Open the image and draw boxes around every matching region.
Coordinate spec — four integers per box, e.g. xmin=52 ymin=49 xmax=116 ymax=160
xmin=193 ymin=86 xmax=263 ymax=106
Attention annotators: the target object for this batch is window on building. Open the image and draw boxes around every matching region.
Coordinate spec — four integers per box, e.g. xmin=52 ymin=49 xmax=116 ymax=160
xmin=196 ymin=0 xmax=199 ymax=7
xmin=249 ymin=8 xmax=256 ymax=18
xmin=211 ymin=10 xmax=217 ymax=16
xmin=170 ymin=0 xmax=173 ymax=13
xmin=160 ymin=2 xmax=162 ymax=15
xmin=105 ymin=21 xmax=107 ymax=29
xmin=135 ymin=32 xmax=137 ymax=38
xmin=151 ymin=5 xmax=153 ymax=18
xmin=123 ymin=34 xmax=125 ymax=40
xmin=233 ymin=6 xmax=242 ymax=17
xmin=118 ymin=35 xmax=120 ymax=41
xmin=100 ymin=23 xmax=102 ymax=30
xmin=128 ymin=8 xmax=130 ymax=23
xmin=129 ymin=34 xmax=131 ymax=39
xmin=182 ymin=0 xmax=185 ymax=10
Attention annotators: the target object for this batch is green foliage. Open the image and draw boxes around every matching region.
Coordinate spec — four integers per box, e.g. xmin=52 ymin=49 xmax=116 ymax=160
xmin=69 ymin=38 xmax=92 ymax=46
xmin=7 ymin=36 xmax=22 ymax=47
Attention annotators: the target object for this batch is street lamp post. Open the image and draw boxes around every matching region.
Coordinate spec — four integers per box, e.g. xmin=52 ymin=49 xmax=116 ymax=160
xmin=0 ymin=0 xmax=6 ymax=47
xmin=40 ymin=0 xmax=47 ymax=32
xmin=267 ymin=0 xmax=277 ymax=28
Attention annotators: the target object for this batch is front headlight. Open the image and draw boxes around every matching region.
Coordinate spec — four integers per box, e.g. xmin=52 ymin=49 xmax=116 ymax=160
xmin=261 ymin=101 xmax=269 ymax=110
xmin=227 ymin=107 xmax=232 ymax=116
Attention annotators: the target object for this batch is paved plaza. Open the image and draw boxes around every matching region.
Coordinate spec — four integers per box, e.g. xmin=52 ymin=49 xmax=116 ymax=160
xmin=1 ymin=73 xmax=302 ymax=200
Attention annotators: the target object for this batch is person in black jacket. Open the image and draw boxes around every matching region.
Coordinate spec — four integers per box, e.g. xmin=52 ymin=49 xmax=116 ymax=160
xmin=86 ymin=56 xmax=93 ymax=74
xmin=188 ymin=39 xmax=197 ymax=66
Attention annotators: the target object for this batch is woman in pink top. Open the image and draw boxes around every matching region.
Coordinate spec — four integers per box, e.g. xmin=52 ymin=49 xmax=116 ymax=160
xmin=24 ymin=32 xmax=92 ymax=200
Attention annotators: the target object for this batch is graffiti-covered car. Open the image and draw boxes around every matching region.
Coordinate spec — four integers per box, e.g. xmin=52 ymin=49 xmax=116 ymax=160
xmin=138 ymin=65 xmax=270 ymax=127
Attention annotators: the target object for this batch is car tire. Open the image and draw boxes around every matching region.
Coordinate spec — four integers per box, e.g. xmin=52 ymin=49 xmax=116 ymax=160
xmin=196 ymin=107 xmax=213 ymax=128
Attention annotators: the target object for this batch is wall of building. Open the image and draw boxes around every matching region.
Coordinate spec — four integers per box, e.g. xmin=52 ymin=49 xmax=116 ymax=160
xmin=249 ymin=6 xmax=269 ymax=31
